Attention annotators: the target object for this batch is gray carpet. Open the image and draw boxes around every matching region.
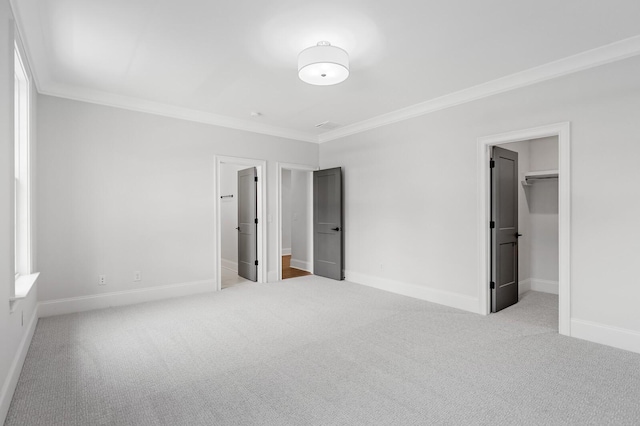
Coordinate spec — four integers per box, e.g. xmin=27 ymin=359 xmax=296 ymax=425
xmin=6 ymin=277 xmax=640 ymax=425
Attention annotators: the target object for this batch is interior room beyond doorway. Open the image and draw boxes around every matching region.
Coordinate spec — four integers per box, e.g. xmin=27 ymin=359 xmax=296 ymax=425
xmin=220 ymin=162 xmax=250 ymax=289
xmin=280 ymin=168 xmax=313 ymax=280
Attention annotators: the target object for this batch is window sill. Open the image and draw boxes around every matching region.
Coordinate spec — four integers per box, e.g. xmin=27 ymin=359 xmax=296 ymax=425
xmin=10 ymin=272 xmax=39 ymax=313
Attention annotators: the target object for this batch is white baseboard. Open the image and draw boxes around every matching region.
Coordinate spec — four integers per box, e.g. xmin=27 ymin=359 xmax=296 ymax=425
xmin=281 ymin=248 xmax=291 ymax=256
xmin=267 ymin=270 xmax=278 ymax=283
xmin=345 ymin=270 xmax=479 ymax=314
xmin=571 ymin=319 xmax=640 ymax=354
xmin=221 ymin=258 xmax=238 ymax=273
xmin=38 ymin=279 xmax=215 ymax=318
xmin=0 ymin=304 xmax=39 ymax=425
xmin=290 ymin=258 xmax=312 ymax=273
xmin=530 ymin=278 xmax=559 ymax=295
xmin=519 ymin=278 xmax=531 ymax=295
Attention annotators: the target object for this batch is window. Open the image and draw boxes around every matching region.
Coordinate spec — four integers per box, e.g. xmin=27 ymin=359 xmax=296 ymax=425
xmin=12 ymin=42 xmax=37 ymax=306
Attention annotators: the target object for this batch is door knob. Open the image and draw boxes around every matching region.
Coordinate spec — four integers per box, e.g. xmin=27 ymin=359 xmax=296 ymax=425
xmin=331 ymin=227 xmax=341 ymax=231
xmin=515 ymin=233 xmax=522 ymax=237
xmin=236 ymin=227 xmax=240 ymax=231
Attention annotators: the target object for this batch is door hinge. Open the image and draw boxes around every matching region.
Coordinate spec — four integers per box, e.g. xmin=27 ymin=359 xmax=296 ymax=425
xmin=254 ymin=176 xmax=258 ymax=182
xmin=254 ymin=218 xmax=258 ymax=224
xmin=489 ymin=221 xmax=495 ymax=229
xmin=489 ymin=159 xmax=495 ymax=168
xmin=490 ymin=281 xmax=495 ymax=290
xmin=254 ymin=260 xmax=259 ymax=266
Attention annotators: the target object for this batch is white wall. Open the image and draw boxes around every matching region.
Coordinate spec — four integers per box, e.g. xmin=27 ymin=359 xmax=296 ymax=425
xmin=36 ymin=95 xmax=318 ymax=303
xmin=220 ymin=163 xmax=244 ymax=271
xmin=290 ymin=170 xmax=312 ymax=271
xmin=281 ymin=169 xmax=292 ymax=255
xmin=530 ymin=136 xmax=559 ymax=171
xmin=0 ymin=3 xmax=39 ymax=423
xmin=319 ymin=55 xmax=640 ymax=350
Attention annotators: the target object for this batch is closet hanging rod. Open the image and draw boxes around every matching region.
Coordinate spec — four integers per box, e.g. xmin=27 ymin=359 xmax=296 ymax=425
xmin=522 ymin=170 xmax=558 ymax=186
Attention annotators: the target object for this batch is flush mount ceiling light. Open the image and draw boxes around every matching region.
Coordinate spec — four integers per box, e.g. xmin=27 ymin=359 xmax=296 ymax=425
xmin=298 ymin=41 xmax=349 ymax=86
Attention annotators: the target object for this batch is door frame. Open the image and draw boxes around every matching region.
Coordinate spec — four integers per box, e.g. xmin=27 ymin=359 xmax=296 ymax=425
xmin=276 ymin=162 xmax=317 ymax=281
xmin=214 ymin=155 xmax=267 ymax=290
xmin=477 ymin=122 xmax=571 ymax=336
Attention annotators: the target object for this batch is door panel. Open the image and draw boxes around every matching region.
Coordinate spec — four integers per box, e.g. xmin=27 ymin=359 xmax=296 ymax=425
xmin=491 ymin=147 xmax=519 ymax=312
xmin=313 ymin=167 xmax=344 ymax=280
xmin=237 ymin=167 xmax=257 ymax=282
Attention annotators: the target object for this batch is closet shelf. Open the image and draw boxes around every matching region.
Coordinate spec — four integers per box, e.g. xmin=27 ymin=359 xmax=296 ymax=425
xmin=521 ymin=169 xmax=558 ymax=186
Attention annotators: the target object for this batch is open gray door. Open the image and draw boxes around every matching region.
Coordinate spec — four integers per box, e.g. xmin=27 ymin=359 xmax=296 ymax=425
xmin=237 ymin=167 xmax=257 ymax=282
xmin=491 ymin=147 xmax=519 ymax=312
xmin=313 ymin=167 xmax=344 ymax=280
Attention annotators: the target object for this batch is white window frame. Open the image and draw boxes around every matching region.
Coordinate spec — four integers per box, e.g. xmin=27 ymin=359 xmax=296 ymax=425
xmin=11 ymin=40 xmax=38 ymax=310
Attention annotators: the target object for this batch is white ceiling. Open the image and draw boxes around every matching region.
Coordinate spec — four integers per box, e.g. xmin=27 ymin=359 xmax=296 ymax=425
xmin=12 ymin=0 xmax=640 ymax=142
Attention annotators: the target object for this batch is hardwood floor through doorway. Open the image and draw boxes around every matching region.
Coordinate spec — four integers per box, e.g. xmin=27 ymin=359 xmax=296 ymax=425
xmin=282 ymin=255 xmax=312 ymax=279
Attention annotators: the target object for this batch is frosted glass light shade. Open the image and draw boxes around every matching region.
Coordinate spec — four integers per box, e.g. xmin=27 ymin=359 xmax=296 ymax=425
xmin=298 ymin=42 xmax=349 ymax=86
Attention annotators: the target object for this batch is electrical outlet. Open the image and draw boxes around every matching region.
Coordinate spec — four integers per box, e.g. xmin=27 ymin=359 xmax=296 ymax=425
xmin=99 ymin=275 xmax=107 ymax=285
xmin=133 ymin=271 xmax=141 ymax=282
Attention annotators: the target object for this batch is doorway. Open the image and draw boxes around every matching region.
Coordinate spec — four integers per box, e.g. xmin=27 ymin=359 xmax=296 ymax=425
xmin=492 ymin=137 xmax=560 ymax=319
xmin=477 ymin=123 xmax=571 ymax=336
xmin=277 ymin=163 xmax=315 ymax=281
xmin=214 ymin=156 xmax=267 ymax=291
xmin=277 ymin=163 xmax=345 ymax=282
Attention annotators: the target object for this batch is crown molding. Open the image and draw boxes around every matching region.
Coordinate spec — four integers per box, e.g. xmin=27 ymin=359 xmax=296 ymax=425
xmin=39 ymin=84 xmax=319 ymax=144
xmin=318 ymin=34 xmax=640 ymax=143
